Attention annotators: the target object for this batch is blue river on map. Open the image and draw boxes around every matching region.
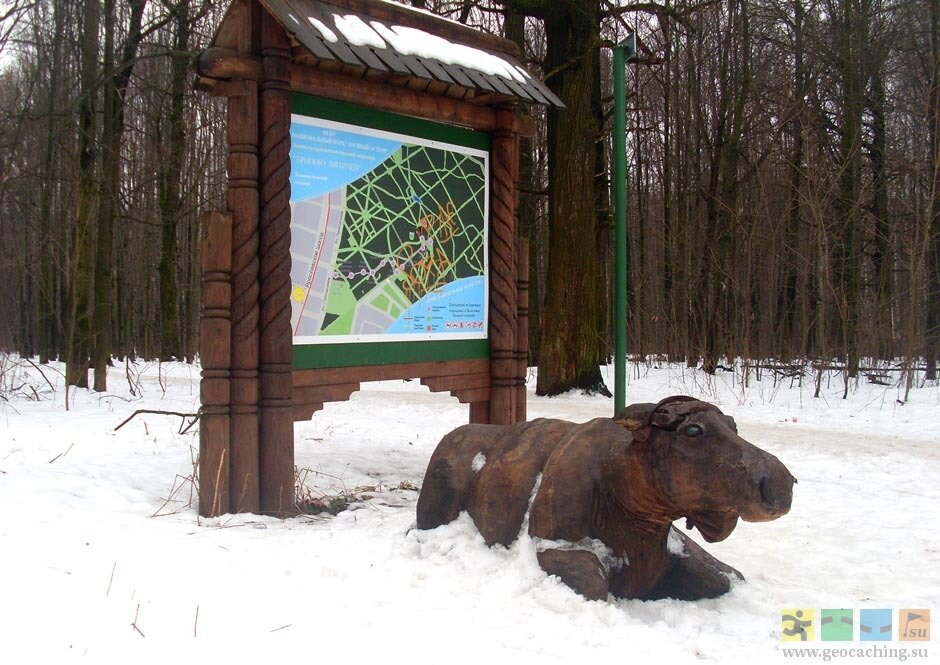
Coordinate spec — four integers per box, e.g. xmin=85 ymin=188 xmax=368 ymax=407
xmin=290 ymin=120 xmax=401 ymax=202
xmin=386 ymin=276 xmax=486 ymax=335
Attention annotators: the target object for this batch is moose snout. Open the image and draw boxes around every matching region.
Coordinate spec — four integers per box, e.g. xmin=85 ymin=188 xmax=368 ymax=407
xmin=740 ymin=451 xmax=795 ymax=521
xmin=758 ymin=470 xmax=793 ymax=516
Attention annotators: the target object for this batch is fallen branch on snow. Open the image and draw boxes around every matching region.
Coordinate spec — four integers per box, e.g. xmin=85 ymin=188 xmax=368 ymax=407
xmin=114 ymin=409 xmax=198 ymax=433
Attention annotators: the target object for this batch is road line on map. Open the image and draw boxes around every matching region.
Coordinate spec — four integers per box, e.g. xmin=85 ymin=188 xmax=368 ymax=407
xmin=294 ymin=191 xmax=332 ymax=336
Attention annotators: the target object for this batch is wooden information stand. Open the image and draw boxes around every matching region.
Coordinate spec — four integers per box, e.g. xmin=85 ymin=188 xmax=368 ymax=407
xmin=195 ymin=0 xmax=561 ymax=517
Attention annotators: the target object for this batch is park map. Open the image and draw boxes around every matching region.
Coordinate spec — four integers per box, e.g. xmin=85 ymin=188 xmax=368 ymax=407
xmin=289 ymin=116 xmax=488 ymax=343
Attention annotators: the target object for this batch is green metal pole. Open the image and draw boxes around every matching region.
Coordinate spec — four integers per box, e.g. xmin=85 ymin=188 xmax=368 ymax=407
xmin=613 ymin=35 xmax=634 ymax=415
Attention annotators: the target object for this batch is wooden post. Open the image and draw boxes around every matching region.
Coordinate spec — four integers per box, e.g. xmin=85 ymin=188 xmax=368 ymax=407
xmin=515 ymin=236 xmax=529 ymax=423
xmin=488 ymin=106 xmax=519 ymax=425
xmin=227 ymin=79 xmax=261 ymax=514
xmin=199 ymin=212 xmax=232 ymax=517
xmin=257 ymin=10 xmax=295 ymax=516
xmin=469 ymin=401 xmax=490 ymax=424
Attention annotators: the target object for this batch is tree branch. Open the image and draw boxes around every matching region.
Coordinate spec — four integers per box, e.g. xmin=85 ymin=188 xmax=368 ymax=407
xmin=114 ymin=409 xmax=199 ymax=432
xmin=601 ymin=0 xmax=722 ymax=25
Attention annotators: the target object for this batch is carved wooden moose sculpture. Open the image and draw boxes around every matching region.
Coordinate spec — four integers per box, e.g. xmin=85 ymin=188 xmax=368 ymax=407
xmin=416 ymin=396 xmax=795 ymax=601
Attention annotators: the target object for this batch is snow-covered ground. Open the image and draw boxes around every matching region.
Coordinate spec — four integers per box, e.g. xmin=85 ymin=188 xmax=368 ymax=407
xmin=1 ymin=356 xmax=937 ymax=663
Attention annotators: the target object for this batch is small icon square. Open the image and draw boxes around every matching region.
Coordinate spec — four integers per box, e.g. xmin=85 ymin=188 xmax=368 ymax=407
xmin=782 ymin=608 xmax=815 ymax=641
xmin=900 ymin=609 xmax=930 ymax=641
xmin=821 ymin=609 xmax=854 ymax=641
xmin=860 ymin=609 xmax=892 ymax=641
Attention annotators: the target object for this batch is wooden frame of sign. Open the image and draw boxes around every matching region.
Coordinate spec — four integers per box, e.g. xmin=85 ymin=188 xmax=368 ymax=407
xmin=194 ymin=0 xmax=557 ymax=517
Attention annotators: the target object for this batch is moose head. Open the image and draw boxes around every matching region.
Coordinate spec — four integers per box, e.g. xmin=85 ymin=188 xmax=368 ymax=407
xmin=618 ymin=396 xmax=795 ymax=543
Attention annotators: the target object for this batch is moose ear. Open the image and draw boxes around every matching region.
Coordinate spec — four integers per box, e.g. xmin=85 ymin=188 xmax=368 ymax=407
xmin=650 ymin=396 xmax=699 ymax=431
xmin=615 ymin=417 xmax=650 ymax=442
xmin=614 ymin=402 xmax=656 ymax=423
xmin=650 ymin=409 xmax=683 ymax=430
xmin=613 ymin=418 xmax=644 ymax=431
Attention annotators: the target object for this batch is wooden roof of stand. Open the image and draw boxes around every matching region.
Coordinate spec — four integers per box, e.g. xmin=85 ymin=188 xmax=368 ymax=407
xmin=198 ymin=0 xmax=563 ymax=111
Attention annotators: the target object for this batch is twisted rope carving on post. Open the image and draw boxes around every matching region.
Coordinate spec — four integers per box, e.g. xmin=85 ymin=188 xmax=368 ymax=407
xmin=226 ymin=81 xmax=261 ymax=514
xmin=258 ymin=94 xmax=292 ymax=360
xmin=515 ymin=236 xmax=529 ymax=423
xmin=489 ymin=108 xmax=519 ymax=425
xmin=228 ymin=82 xmax=260 ymax=348
xmin=257 ymin=16 xmax=294 ymax=516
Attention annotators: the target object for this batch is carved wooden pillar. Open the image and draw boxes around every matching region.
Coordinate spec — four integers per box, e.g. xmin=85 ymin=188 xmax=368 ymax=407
xmin=489 ymin=106 xmax=519 ymax=425
xmin=515 ymin=236 xmax=529 ymax=423
xmin=199 ymin=212 xmax=232 ymax=517
xmin=227 ymin=79 xmax=261 ymax=513
xmin=257 ymin=11 xmax=295 ymax=516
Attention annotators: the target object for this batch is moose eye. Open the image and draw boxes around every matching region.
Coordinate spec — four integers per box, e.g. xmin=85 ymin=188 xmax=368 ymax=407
xmin=684 ymin=424 xmax=703 ymax=437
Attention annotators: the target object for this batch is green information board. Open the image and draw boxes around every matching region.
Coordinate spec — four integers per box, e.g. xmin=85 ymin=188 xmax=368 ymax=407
xmin=289 ymin=95 xmax=491 ymax=369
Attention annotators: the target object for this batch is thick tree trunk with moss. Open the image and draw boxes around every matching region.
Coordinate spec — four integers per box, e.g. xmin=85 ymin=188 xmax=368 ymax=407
xmin=536 ymin=0 xmax=609 ymax=396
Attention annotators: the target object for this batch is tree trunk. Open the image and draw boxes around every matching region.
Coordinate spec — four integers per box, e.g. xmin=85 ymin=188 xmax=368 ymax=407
xmin=37 ymin=0 xmax=65 ymax=365
xmin=661 ymin=3 xmax=676 ymax=360
xmin=66 ymin=0 xmax=101 ymax=389
xmin=834 ymin=0 xmax=865 ymax=381
xmin=536 ymin=0 xmax=609 ymax=396
xmin=700 ymin=0 xmax=749 ymax=373
xmin=779 ymin=0 xmax=805 ymax=360
xmin=868 ymin=70 xmax=892 ymax=359
xmin=91 ymin=0 xmax=117 ymax=392
xmin=92 ymin=0 xmax=147 ymax=392
xmin=594 ymin=46 xmax=612 ymax=364
xmin=159 ymin=0 xmax=191 ymax=361
xmin=926 ymin=0 xmax=940 ymax=380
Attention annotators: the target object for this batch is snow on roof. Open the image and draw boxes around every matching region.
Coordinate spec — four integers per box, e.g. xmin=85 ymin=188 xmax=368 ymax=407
xmin=309 ymin=15 xmax=339 ymax=42
xmin=254 ymin=0 xmax=563 ymax=106
xmin=363 ymin=20 xmax=530 ymax=83
xmin=334 ymin=13 xmax=385 ymax=48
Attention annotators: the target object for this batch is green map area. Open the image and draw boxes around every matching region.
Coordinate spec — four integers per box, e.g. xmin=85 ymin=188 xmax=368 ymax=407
xmin=319 ymin=144 xmax=486 ymax=336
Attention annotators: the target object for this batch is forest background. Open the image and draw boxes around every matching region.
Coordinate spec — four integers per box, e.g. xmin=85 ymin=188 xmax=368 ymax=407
xmin=0 ymin=0 xmax=937 ymax=397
